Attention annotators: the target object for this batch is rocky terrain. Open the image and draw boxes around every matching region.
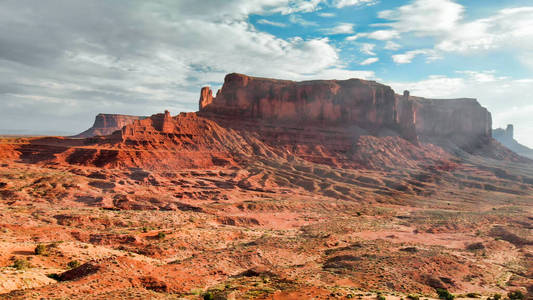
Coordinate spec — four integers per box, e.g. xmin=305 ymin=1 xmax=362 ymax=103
xmin=493 ymin=125 xmax=533 ymax=160
xmin=0 ymin=74 xmax=531 ymax=300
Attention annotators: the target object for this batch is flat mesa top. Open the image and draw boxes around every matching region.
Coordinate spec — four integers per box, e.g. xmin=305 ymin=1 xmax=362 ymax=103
xmin=223 ymin=72 xmax=383 ymax=87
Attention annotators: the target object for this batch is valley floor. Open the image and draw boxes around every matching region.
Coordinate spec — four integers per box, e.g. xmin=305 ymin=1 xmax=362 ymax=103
xmin=0 ymin=149 xmax=531 ymax=299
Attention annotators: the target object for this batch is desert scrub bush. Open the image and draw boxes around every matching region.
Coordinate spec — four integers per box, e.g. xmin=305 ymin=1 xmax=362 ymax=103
xmin=407 ymin=294 xmax=420 ymax=300
xmin=203 ymin=292 xmax=214 ymax=300
xmin=13 ymin=259 xmax=31 ymax=270
xmin=488 ymin=294 xmax=502 ymax=300
xmin=466 ymin=242 xmax=485 ymax=251
xmin=377 ymin=293 xmax=386 ymax=300
xmin=157 ymin=232 xmax=166 ymax=240
xmin=68 ymin=260 xmax=81 ymax=269
xmin=34 ymin=244 xmax=48 ymax=256
xmin=466 ymin=292 xmax=481 ymax=298
xmin=507 ymin=291 xmax=524 ymax=300
xmin=436 ymin=288 xmax=455 ymax=300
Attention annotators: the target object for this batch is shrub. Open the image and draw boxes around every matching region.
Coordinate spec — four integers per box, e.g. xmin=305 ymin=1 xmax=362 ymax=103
xmin=407 ymin=295 xmax=420 ymax=300
xmin=507 ymin=291 xmax=524 ymax=300
xmin=377 ymin=294 xmax=386 ymax=300
xmin=68 ymin=260 xmax=81 ymax=269
xmin=466 ymin=292 xmax=480 ymax=298
xmin=466 ymin=243 xmax=485 ymax=251
xmin=34 ymin=244 xmax=48 ymax=256
xmin=203 ymin=292 xmax=214 ymax=300
xmin=13 ymin=259 xmax=31 ymax=270
xmin=436 ymin=288 xmax=455 ymax=300
xmin=157 ymin=232 xmax=166 ymax=240
xmin=493 ymin=294 xmax=501 ymax=300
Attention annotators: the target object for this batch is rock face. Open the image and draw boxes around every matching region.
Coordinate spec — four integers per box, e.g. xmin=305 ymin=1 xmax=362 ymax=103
xmin=200 ymin=73 xmax=418 ymax=142
xmin=493 ymin=124 xmax=533 ymax=159
xmin=409 ymin=97 xmax=493 ymax=148
xmin=74 ymin=114 xmax=147 ymax=138
xmin=200 ymin=73 xmax=493 ymax=149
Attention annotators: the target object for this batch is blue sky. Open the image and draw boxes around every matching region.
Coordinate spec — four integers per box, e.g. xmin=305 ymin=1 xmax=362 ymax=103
xmin=0 ymin=0 xmax=532 ymax=147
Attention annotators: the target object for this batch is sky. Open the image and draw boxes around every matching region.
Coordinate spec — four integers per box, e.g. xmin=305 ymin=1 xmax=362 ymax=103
xmin=0 ymin=0 xmax=532 ymax=147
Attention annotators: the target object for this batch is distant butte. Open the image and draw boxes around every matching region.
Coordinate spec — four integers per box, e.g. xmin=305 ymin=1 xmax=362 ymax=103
xmin=493 ymin=124 xmax=533 ymax=159
xmin=73 ymin=114 xmax=147 ymax=138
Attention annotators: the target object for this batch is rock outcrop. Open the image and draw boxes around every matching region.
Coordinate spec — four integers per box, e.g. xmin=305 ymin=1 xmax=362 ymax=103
xmin=74 ymin=114 xmax=147 ymax=138
xmin=493 ymin=124 xmax=533 ymax=159
xmin=199 ymin=73 xmax=493 ymax=150
xmin=494 ymin=124 xmax=514 ymax=141
xmin=408 ymin=97 xmax=493 ymax=149
xmin=200 ymin=73 xmax=418 ymax=142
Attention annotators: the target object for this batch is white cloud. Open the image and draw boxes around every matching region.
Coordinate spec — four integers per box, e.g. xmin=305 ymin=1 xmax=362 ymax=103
xmin=377 ymin=0 xmax=464 ymax=36
xmin=160 ymin=0 xmax=321 ymax=20
xmin=274 ymin=0 xmax=323 ymax=14
xmin=392 ymin=49 xmax=440 ymax=64
xmin=318 ymin=12 xmax=335 ymax=17
xmin=360 ymin=43 xmax=376 ymax=55
xmin=257 ymin=19 xmax=287 ymax=27
xmin=360 ymin=57 xmax=379 ymax=65
xmin=0 ymin=0 xmax=372 ymax=134
xmin=389 ymin=75 xmax=466 ymax=97
xmin=455 ymin=70 xmax=507 ymax=83
xmin=333 ymin=0 xmax=378 ymax=8
xmin=289 ymin=14 xmax=318 ymax=26
xmin=366 ymin=30 xmax=400 ymax=40
xmin=375 ymin=0 xmax=533 ymax=67
xmin=436 ymin=7 xmax=533 ymax=55
xmin=346 ymin=30 xmax=399 ymax=41
xmin=346 ymin=34 xmax=360 ymax=41
xmin=384 ymin=41 xmax=401 ymax=50
xmin=323 ymin=23 xmax=354 ymax=35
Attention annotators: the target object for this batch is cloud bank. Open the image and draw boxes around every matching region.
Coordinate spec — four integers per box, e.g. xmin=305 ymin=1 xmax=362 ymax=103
xmin=0 ymin=0 xmax=373 ymax=134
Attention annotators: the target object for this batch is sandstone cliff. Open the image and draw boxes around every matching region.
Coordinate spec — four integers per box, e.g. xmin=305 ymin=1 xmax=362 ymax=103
xmin=199 ymin=73 xmax=494 ymax=151
xmin=408 ymin=96 xmax=493 ymax=150
xmin=74 ymin=114 xmax=147 ymax=138
xmin=200 ymin=73 xmax=418 ymax=142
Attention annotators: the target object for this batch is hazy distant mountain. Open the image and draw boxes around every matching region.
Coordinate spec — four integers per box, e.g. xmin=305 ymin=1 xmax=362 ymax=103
xmin=493 ymin=125 xmax=533 ymax=159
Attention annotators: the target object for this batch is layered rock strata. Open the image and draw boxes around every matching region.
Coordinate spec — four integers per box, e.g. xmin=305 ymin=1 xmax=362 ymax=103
xmin=199 ymin=73 xmax=493 ymax=149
